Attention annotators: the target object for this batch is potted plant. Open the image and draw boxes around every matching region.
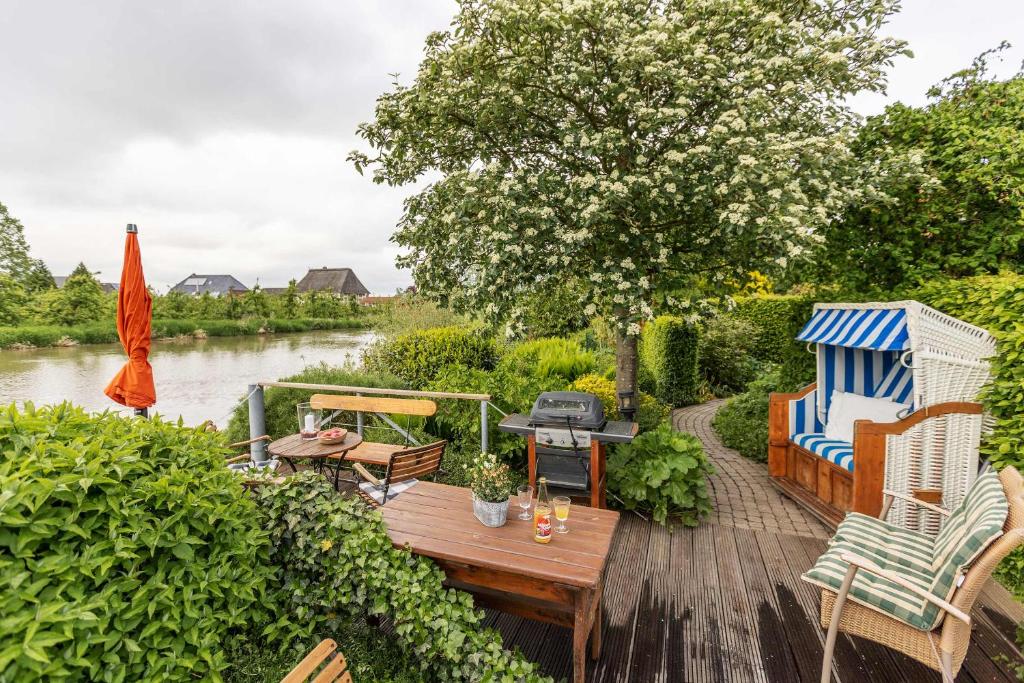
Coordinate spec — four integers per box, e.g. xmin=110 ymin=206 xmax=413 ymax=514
xmin=469 ymin=454 xmax=517 ymax=527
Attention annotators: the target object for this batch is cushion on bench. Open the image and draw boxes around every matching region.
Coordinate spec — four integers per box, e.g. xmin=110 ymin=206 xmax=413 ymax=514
xmin=359 ymin=478 xmax=419 ymax=504
xmin=792 ymin=432 xmax=855 ymax=472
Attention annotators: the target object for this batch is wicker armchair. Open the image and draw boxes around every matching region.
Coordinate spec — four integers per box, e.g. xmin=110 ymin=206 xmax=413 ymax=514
xmin=805 ymin=466 xmax=1023 ymax=683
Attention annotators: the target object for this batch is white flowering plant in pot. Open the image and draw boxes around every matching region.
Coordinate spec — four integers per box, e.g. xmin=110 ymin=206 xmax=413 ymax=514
xmin=351 ymin=0 xmax=922 ymax=415
xmin=468 ymin=453 xmax=518 ymax=527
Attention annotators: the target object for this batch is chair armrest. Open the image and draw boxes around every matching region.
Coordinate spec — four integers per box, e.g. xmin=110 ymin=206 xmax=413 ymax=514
xmin=227 ymin=434 xmax=271 ymax=449
xmin=353 ymin=463 xmax=382 ymax=486
xmin=856 ymin=402 xmax=983 ymax=438
xmin=839 ymin=552 xmax=971 ymax=625
xmin=224 ymin=454 xmax=251 ymax=464
xmin=882 ymin=490 xmax=950 ymax=517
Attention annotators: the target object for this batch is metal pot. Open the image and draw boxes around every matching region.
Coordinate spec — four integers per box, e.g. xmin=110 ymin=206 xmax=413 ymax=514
xmin=472 ymin=493 xmax=510 ymax=528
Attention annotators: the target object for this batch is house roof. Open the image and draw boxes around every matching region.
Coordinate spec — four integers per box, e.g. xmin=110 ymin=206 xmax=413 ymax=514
xmin=295 ymin=267 xmax=369 ymax=296
xmin=169 ymin=273 xmax=249 ymax=295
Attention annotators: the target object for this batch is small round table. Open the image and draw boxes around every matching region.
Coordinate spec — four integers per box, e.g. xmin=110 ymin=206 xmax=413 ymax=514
xmin=267 ymin=432 xmax=363 ymax=476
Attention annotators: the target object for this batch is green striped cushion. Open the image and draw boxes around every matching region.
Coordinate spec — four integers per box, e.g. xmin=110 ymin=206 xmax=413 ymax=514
xmin=803 ymin=529 xmax=942 ymax=630
xmin=803 ymin=471 xmax=1008 ymax=631
xmin=830 ymin=512 xmax=934 ymax=570
xmin=929 ymin=470 xmax=1007 ymax=599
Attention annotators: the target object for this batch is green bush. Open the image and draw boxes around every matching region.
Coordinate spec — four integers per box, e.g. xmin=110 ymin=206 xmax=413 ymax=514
xmin=0 ymin=404 xmax=273 ymax=681
xmin=607 ymin=423 xmax=714 ymax=525
xmin=362 ymin=326 xmax=498 ymax=388
xmin=711 ymin=368 xmax=789 ymax=462
xmin=501 ymin=337 xmax=596 ymax=382
xmin=639 ymin=315 xmax=700 ymax=407
xmin=569 ymin=373 xmax=669 ymax=433
xmin=224 ymin=364 xmax=409 ymax=442
xmin=698 ymin=315 xmax=760 ymax=395
xmin=253 ymin=472 xmax=550 ymax=682
xmin=729 ymin=296 xmax=817 ymax=387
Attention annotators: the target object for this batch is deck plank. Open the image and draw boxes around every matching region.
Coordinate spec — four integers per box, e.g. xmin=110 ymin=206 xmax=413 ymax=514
xmin=628 ymin=520 xmax=672 ymax=682
xmin=712 ymin=524 xmax=768 ymax=682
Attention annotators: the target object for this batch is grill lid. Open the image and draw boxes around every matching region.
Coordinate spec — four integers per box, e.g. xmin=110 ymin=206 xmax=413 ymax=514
xmin=529 ymin=391 xmax=605 ymax=430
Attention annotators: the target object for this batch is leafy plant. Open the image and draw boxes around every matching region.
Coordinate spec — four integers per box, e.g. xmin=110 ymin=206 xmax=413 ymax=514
xmin=0 ymin=403 xmax=273 ymax=681
xmin=570 ymin=373 xmax=669 ymax=433
xmin=362 ymin=326 xmax=498 ymax=389
xmin=698 ymin=314 xmax=760 ymax=396
xmin=253 ymin=472 xmax=550 ymax=682
xmin=639 ymin=316 xmax=700 ymax=407
xmin=468 ymin=453 xmax=518 ymax=502
xmin=501 ymin=337 xmax=596 ymax=382
xmin=606 ymin=423 xmax=714 ymax=525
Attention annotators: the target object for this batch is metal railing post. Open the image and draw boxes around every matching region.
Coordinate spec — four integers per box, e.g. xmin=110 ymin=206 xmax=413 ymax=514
xmin=480 ymin=400 xmax=489 ymax=454
xmin=355 ymin=391 xmax=364 ymax=436
xmin=248 ymin=384 xmax=267 ymax=462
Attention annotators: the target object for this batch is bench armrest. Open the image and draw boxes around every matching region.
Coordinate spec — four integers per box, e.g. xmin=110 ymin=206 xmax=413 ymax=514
xmin=353 ymin=462 xmax=382 ymax=487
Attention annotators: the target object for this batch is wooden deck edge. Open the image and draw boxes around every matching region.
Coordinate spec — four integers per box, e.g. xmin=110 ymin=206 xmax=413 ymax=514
xmin=769 ymin=477 xmax=843 ymax=530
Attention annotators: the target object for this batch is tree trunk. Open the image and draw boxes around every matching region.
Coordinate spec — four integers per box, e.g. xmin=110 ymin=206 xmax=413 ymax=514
xmin=614 ymin=327 xmax=639 ymax=422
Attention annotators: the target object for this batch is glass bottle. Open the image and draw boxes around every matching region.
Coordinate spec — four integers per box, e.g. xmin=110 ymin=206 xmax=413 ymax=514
xmin=534 ymin=477 xmax=552 ymax=544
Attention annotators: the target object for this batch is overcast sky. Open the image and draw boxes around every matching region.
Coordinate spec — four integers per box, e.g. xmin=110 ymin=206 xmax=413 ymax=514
xmin=1 ymin=1 xmax=1021 ymax=294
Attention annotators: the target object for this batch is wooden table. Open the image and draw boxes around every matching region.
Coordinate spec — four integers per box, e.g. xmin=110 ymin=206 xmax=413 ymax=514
xmin=381 ymin=482 xmax=619 ymax=683
xmin=267 ymin=432 xmax=363 ymax=474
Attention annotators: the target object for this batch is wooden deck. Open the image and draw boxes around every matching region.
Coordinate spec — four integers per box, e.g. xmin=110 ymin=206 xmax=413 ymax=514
xmin=487 ymin=514 xmax=1023 ymax=682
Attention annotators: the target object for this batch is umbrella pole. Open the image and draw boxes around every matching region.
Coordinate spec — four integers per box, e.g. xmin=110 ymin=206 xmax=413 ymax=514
xmin=134 ymin=408 xmax=149 ymax=418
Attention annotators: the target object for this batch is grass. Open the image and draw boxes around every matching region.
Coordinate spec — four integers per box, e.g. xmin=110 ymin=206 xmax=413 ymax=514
xmin=0 ymin=318 xmax=367 ymax=349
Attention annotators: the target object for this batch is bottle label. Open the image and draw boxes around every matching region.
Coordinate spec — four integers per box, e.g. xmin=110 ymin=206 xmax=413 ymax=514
xmin=534 ymin=507 xmax=552 ymax=543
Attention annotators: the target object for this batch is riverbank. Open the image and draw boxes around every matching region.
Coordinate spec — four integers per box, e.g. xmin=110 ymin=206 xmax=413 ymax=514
xmin=0 ymin=317 xmax=367 ymax=349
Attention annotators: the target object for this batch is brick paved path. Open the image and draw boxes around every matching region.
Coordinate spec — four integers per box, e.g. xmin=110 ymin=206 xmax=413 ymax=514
xmin=672 ymin=400 xmax=829 ymax=540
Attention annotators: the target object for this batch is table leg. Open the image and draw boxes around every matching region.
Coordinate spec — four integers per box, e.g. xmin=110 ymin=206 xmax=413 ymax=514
xmin=573 ymin=588 xmax=594 ymax=683
xmin=591 ymin=583 xmax=603 ymax=660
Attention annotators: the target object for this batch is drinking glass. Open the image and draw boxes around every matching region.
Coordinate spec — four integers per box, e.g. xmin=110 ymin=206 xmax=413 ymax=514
xmin=517 ymin=485 xmax=534 ymax=520
xmin=553 ymin=496 xmax=571 ymax=534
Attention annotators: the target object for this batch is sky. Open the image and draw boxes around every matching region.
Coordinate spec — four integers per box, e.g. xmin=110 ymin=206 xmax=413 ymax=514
xmin=1 ymin=1 xmax=1021 ymax=294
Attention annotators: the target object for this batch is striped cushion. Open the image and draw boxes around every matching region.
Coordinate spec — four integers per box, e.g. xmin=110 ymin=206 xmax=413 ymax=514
xmin=359 ymin=478 xmax=418 ymax=504
xmin=792 ymin=433 xmax=855 ymax=472
xmin=803 ymin=471 xmax=1008 ymax=631
xmin=929 ymin=470 xmax=1007 ymax=591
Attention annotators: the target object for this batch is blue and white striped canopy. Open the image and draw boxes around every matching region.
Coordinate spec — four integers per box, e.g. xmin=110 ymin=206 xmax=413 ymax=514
xmin=796 ymin=308 xmax=910 ymax=352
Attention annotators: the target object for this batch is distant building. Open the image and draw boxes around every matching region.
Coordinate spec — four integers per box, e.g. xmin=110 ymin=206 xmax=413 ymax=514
xmin=295 ymin=267 xmax=369 ymax=297
xmin=169 ymin=274 xmax=249 ymax=297
xmin=54 ymin=275 xmax=119 ymax=294
xmin=260 ymin=287 xmax=288 ymax=296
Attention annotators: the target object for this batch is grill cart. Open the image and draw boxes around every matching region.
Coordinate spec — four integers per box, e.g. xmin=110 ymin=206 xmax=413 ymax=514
xmin=498 ymin=391 xmax=637 ymax=509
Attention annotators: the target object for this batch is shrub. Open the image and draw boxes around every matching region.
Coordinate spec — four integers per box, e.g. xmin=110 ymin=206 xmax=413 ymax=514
xmin=606 ymin=423 xmax=714 ymax=525
xmin=0 ymin=404 xmax=272 ymax=681
xmin=224 ymin=364 xmax=408 ymax=442
xmin=729 ymin=295 xmax=817 ymax=384
xmin=501 ymin=337 xmax=596 ymax=382
xmin=362 ymin=326 xmax=498 ymax=388
xmin=253 ymin=472 xmax=550 ymax=682
xmin=698 ymin=315 xmax=760 ymax=395
xmin=711 ymin=368 xmax=789 ymax=462
xmin=639 ymin=315 xmax=700 ymax=407
xmin=569 ymin=373 xmax=669 ymax=434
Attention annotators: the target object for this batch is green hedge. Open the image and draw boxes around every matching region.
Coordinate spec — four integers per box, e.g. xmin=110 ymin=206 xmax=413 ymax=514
xmin=639 ymin=316 xmax=700 ymax=407
xmin=0 ymin=404 xmax=272 ymax=681
xmin=0 ymin=318 xmax=365 ymax=349
xmin=362 ymin=326 xmax=498 ymax=389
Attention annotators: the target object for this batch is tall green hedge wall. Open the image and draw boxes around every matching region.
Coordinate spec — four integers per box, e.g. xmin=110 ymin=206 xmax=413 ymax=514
xmin=730 ymin=295 xmax=817 ymax=388
xmin=639 ymin=316 xmax=700 ymax=407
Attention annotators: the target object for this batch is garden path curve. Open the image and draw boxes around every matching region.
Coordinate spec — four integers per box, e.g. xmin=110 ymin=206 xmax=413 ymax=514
xmin=672 ymin=400 xmax=830 ymax=540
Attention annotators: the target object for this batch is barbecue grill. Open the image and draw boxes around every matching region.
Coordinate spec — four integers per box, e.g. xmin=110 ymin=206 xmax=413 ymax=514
xmin=498 ymin=391 xmax=637 ymax=509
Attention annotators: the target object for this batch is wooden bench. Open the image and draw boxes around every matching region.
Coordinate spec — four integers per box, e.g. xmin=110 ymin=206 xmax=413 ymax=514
xmin=309 ymin=394 xmax=438 ymax=487
xmin=280 ymin=638 xmax=350 ymax=683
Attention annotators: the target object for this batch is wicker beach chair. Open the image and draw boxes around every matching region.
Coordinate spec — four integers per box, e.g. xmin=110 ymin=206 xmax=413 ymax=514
xmin=802 ymin=466 xmax=1024 ymax=683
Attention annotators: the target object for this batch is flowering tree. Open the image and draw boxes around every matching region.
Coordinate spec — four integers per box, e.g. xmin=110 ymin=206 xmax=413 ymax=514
xmin=351 ymin=0 xmax=909 ymax=408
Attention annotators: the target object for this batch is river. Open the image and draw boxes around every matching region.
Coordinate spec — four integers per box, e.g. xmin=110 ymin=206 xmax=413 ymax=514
xmin=0 ymin=329 xmax=376 ymax=427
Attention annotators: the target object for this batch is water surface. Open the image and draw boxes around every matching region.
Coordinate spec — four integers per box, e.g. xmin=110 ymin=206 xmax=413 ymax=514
xmin=0 ymin=330 xmax=375 ymax=426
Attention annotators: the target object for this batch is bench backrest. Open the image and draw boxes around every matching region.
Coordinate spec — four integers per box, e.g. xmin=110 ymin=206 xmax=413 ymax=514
xmin=310 ymin=393 xmax=437 ymax=417
xmin=280 ymin=638 xmax=351 ymax=683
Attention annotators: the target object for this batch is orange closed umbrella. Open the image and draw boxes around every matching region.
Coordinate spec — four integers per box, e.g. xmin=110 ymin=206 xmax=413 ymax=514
xmin=104 ymin=224 xmax=156 ymax=414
